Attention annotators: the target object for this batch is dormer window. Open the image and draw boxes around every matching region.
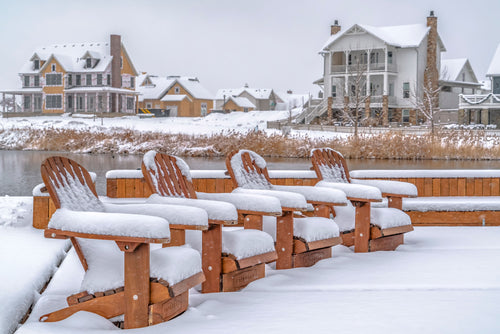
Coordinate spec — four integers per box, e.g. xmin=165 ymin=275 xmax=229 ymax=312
xmin=174 ymin=86 xmax=180 ymax=94
xmin=34 ymin=59 xmax=40 ymax=70
xmin=86 ymin=58 xmax=92 ymax=69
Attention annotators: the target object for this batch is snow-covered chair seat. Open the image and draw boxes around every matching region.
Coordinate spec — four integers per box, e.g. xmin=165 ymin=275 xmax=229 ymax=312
xmin=40 ymin=156 xmax=205 ymax=329
xmin=311 ymin=148 xmax=414 ymax=252
xmin=142 ymin=151 xmax=279 ymax=293
xmin=226 ymin=150 xmax=348 ymax=269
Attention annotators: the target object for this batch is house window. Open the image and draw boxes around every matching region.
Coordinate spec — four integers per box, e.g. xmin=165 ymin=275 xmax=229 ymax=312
xmin=146 ymin=103 xmax=152 ymax=108
xmin=201 ymin=102 xmax=207 ymax=116
xmin=46 ymin=73 xmax=62 ymax=86
xmin=75 ymin=75 xmax=81 ymax=86
xmin=77 ymin=96 xmax=84 ymax=110
xmin=34 ymin=59 xmax=40 ymax=70
xmin=24 ymin=76 xmax=30 ymax=87
xmin=403 ymin=82 xmax=410 ymax=98
xmin=331 ymin=85 xmax=337 ymax=98
xmin=442 ymin=86 xmax=452 ymax=92
xmin=98 ymin=95 xmax=103 ymax=111
xmin=348 ymin=54 xmax=352 ymax=65
xmin=34 ymin=75 xmax=40 ymax=87
xmin=126 ymin=97 xmax=134 ymax=110
xmin=67 ymin=74 xmax=72 ymax=86
xmin=120 ymin=57 xmax=123 ymax=69
xmin=174 ymin=86 xmax=180 ymax=94
xmin=46 ymin=95 xmax=62 ymax=109
xmin=87 ymin=96 xmax=94 ymax=111
xmin=86 ymin=74 xmax=92 ymax=86
xmin=34 ymin=96 xmax=42 ymax=110
xmin=24 ymin=96 xmax=31 ymax=109
xmin=388 ymin=51 xmax=393 ymax=64
xmin=107 ymin=74 xmax=111 ymax=86
xmin=462 ymin=73 xmax=465 ymax=81
xmin=51 ymin=64 xmax=56 ymax=72
xmin=389 ymin=83 xmax=394 ymax=96
xmin=402 ymin=109 xmax=410 ymax=123
xmin=130 ymin=77 xmax=135 ymax=89
xmin=67 ymin=95 xmax=73 ymax=109
xmin=97 ymin=74 xmax=102 ymax=86
xmin=86 ymin=58 xmax=92 ymax=69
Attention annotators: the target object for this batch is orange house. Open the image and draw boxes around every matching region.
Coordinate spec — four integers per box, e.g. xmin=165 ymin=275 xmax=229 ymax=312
xmin=137 ymin=74 xmax=213 ymax=117
xmin=2 ymin=35 xmax=139 ymax=114
xmin=221 ymin=96 xmax=256 ymax=112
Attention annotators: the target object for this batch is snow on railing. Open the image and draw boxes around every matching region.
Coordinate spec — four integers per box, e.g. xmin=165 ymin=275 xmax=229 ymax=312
xmin=459 ymin=93 xmax=500 ymax=106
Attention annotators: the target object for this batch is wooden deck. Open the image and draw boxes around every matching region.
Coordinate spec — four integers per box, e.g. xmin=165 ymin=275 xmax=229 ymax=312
xmin=32 ymin=169 xmax=500 ymax=229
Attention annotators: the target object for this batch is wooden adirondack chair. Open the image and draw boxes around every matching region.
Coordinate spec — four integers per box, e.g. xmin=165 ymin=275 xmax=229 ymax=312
xmin=40 ymin=156 xmax=205 ymax=329
xmin=141 ymin=151 xmax=279 ymax=293
xmin=226 ymin=150 xmax=348 ymax=270
xmin=311 ymin=147 xmax=414 ymax=252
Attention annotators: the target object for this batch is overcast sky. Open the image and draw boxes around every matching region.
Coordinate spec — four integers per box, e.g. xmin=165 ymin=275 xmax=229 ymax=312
xmin=0 ymin=0 xmax=499 ymax=96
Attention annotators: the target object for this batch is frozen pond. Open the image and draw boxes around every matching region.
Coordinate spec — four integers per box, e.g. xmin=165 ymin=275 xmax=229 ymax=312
xmin=1 ymin=150 xmax=499 ymax=196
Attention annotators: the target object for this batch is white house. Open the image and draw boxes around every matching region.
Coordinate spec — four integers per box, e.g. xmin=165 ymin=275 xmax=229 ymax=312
xmin=458 ymin=43 xmax=500 ymax=126
xmin=314 ymin=12 xmax=446 ymax=125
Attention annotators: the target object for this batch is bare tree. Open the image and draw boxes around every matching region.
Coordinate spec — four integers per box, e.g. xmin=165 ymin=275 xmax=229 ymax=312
xmin=412 ymin=77 xmax=441 ymax=134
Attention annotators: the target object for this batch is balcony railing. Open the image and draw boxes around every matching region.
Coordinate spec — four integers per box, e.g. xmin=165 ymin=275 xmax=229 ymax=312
xmin=459 ymin=93 xmax=500 ymax=108
xmin=331 ymin=63 xmax=397 ymax=74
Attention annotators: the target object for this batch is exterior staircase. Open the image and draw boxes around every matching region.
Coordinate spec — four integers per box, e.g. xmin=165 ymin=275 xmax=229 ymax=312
xmin=293 ymin=98 xmax=327 ymax=124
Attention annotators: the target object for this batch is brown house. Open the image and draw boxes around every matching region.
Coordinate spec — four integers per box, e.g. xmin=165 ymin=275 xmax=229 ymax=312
xmin=222 ymin=96 xmax=256 ymax=112
xmin=2 ymin=34 xmax=139 ymax=114
xmin=136 ymin=74 xmax=213 ymax=117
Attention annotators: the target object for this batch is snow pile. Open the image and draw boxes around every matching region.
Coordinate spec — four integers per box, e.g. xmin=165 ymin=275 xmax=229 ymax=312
xmin=273 ymin=185 xmax=348 ymax=204
xmin=261 ymin=215 xmax=339 ymax=242
xmin=351 ymin=179 xmax=418 ymax=197
xmin=196 ymin=192 xmax=282 ymax=215
xmin=48 ymin=209 xmax=170 ymax=239
xmin=316 ymin=181 xmax=382 ymax=200
xmin=403 ymin=197 xmax=500 ymax=212
xmin=350 ymin=169 xmax=500 ymax=179
xmin=233 ymin=188 xmax=308 ymax=210
xmin=0 ymin=195 xmax=31 ymax=227
xmin=222 ymin=228 xmax=276 ymax=260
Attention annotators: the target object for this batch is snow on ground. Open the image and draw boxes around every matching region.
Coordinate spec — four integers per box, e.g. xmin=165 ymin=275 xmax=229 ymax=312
xmin=7 ymin=201 xmax=499 ymax=334
xmin=0 ymin=196 xmax=69 ymax=334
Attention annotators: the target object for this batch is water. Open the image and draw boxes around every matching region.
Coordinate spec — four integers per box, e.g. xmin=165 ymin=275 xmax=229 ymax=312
xmin=1 ymin=150 xmax=499 ymax=196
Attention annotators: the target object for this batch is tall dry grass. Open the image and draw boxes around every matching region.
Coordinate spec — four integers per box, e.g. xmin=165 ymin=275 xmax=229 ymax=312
xmin=1 ymin=127 xmax=500 ymax=160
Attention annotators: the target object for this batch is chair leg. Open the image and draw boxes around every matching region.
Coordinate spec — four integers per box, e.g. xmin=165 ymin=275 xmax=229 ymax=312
xmin=124 ymin=243 xmax=150 ymax=329
xmin=354 ymin=202 xmax=370 ymax=253
xmin=276 ymin=211 xmax=293 ymax=269
xmin=201 ymin=224 xmax=222 ymax=293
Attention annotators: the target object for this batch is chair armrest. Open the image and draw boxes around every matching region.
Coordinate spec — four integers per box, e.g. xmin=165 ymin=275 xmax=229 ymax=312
xmin=351 ymin=179 xmax=418 ymax=197
xmin=47 ymin=208 xmax=170 ymax=240
xmin=232 ymin=188 xmax=308 ymax=211
xmin=272 ymin=185 xmax=348 ymax=206
xmin=315 ymin=181 xmax=382 ymax=202
xmin=146 ymin=194 xmax=237 ymax=224
xmin=196 ymin=192 xmax=282 ymax=216
xmin=102 ymin=203 xmax=208 ymax=230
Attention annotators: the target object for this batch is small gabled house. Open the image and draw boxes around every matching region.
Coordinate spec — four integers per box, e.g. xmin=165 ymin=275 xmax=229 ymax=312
xmin=438 ymin=58 xmax=481 ymax=122
xmin=136 ymin=75 xmax=213 ymax=117
xmin=221 ymin=96 xmax=256 ymax=112
xmin=215 ymin=86 xmax=283 ymax=111
xmin=1 ymin=35 xmax=139 ymax=114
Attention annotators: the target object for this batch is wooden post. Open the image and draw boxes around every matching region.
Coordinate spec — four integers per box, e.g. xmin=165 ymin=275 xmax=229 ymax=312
xmin=243 ymin=214 xmax=263 ymax=230
xmin=124 ymin=243 xmax=150 ymax=329
xmin=353 ymin=201 xmax=370 ymax=253
xmin=387 ymin=196 xmax=403 ymax=210
xmin=201 ymin=224 xmax=222 ymax=293
xmin=276 ymin=211 xmax=293 ymax=269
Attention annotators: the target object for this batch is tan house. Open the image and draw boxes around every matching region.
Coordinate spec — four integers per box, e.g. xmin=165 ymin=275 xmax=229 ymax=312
xmin=215 ymin=86 xmax=283 ymax=111
xmin=1 ymin=35 xmax=139 ymax=114
xmin=221 ymin=96 xmax=256 ymax=112
xmin=136 ymin=74 xmax=213 ymax=117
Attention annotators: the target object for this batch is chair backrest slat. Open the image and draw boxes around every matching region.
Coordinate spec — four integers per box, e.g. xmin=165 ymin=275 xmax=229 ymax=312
xmin=226 ymin=150 xmax=273 ymax=189
xmin=311 ymin=148 xmax=351 ymax=183
xmin=41 ymin=156 xmax=104 ymax=212
xmin=142 ymin=152 xmax=197 ymax=199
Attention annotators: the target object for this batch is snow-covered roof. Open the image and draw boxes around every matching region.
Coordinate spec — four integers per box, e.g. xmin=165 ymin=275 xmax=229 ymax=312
xmin=275 ymin=92 xmax=311 ymax=108
xmin=321 ymin=23 xmax=445 ymax=51
xmin=440 ymin=58 xmax=467 ymax=81
xmin=486 ymin=43 xmax=500 ymax=77
xmin=216 ymin=87 xmax=273 ymax=100
xmin=136 ymin=74 xmax=213 ymax=101
xmin=160 ymin=94 xmax=189 ymax=102
xmin=19 ymin=41 xmax=138 ymax=76
xmin=225 ymin=96 xmax=255 ymax=109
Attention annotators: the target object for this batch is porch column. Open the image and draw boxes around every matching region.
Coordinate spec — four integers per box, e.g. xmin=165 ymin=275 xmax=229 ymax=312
xmin=458 ymin=109 xmax=465 ymax=125
xmin=116 ymin=93 xmax=119 ymax=113
xmin=382 ymin=47 xmax=389 ymax=125
xmin=74 ymin=95 xmax=77 ymax=112
xmin=344 ymin=50 xmax=349 ymax=96
xmin=106 ymin=93 xmax=110 ymax=113
xmin=366 ymin=50 xmax=371 ymax=120
xmin=32 ymin=94 xmax=34 ymax=112
xmin=96 ymin=92 xmax=99 ymax=113
xmin=481 ymin=108 xmax=489 ymax=125
xmin=3 ymin=93 xmax=5 ymax=113
xmin=84 ymin=93 xmax=88 ymax=112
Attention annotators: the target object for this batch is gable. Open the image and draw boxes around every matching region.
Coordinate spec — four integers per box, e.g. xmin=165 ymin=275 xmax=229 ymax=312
xmin=40 ymin=57 xmax=65 ymax=75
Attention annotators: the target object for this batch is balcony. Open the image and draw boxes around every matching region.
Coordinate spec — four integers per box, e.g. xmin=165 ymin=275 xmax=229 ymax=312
xmin=459 ymin=94 xmax=500 ymax=109
xmin=331 ymin=63 xmax=397 ymax=74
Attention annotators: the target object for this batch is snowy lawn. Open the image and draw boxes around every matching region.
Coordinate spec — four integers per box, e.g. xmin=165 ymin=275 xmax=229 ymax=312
xmin=0 ymin=196 xmax=69 ymax=334
xmin=12 ymin=224 xmax=500 ymax=334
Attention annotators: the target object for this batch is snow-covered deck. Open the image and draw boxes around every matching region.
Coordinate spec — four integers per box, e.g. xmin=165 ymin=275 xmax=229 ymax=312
xmin=2 ymin=196 xmax=500 ymax=334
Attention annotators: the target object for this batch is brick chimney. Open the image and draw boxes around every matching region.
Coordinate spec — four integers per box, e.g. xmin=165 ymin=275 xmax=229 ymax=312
xmin=330 ymin=20 xmax=341 ymax=35
xmin=424 ymin=11 xmax=439 ymax=107
xmin=110 ymin=34 xmax=121 ymax=88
